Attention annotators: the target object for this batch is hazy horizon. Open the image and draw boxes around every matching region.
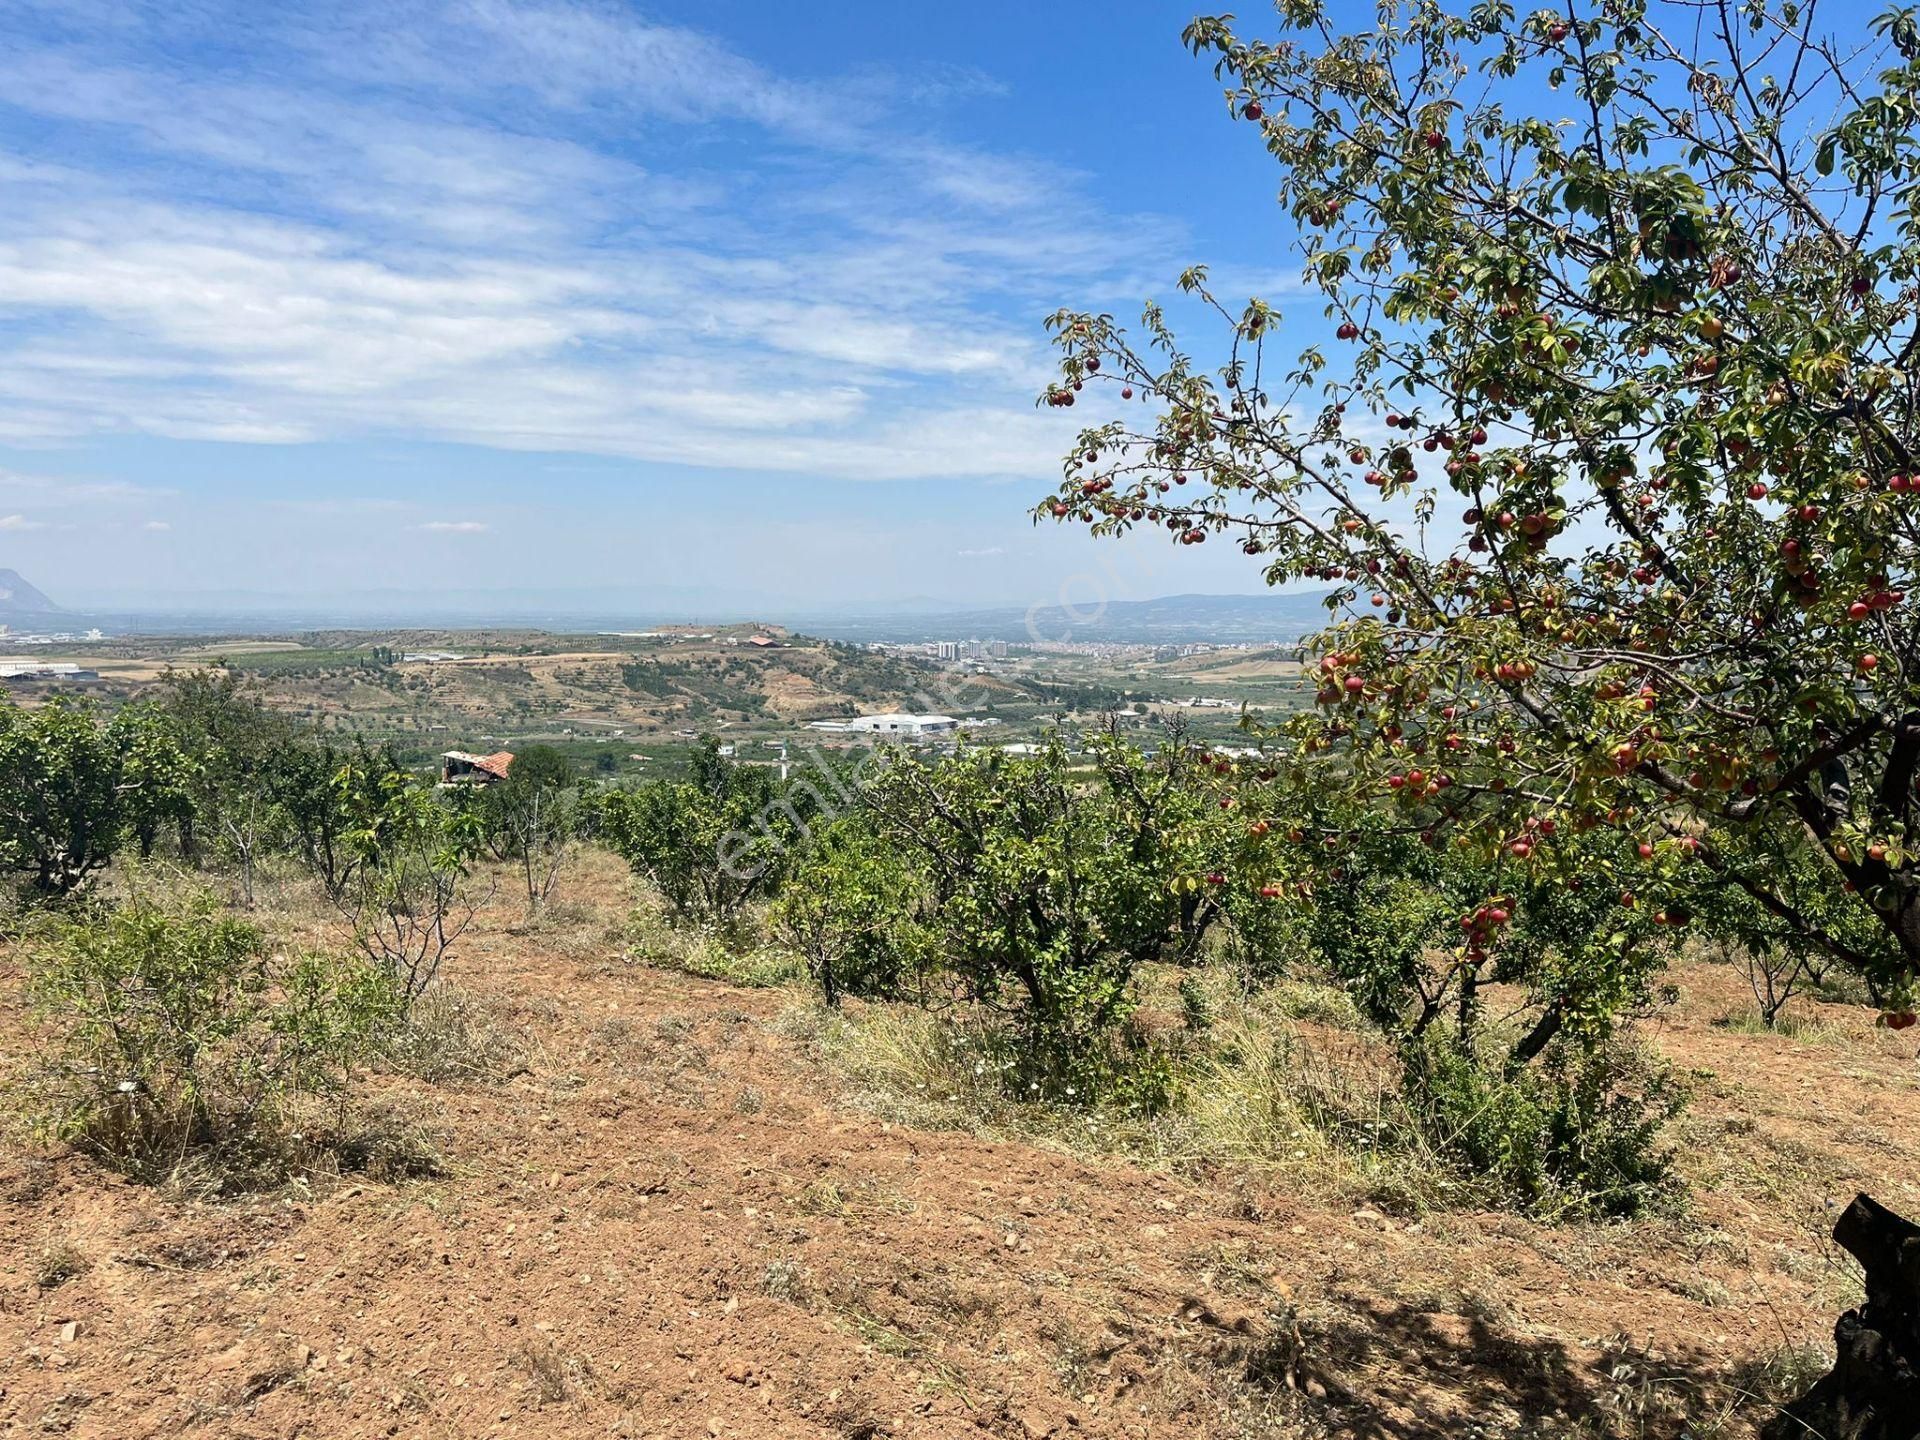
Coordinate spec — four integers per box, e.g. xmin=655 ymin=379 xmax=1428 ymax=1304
xmin=0 ymin=569 xmax=1333 ymax=637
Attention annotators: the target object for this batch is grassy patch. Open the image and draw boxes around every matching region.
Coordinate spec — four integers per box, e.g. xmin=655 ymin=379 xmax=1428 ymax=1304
xmin=1711 ymin=1006 xmax=1854 ymax=1045
xmin=624 ymin=906 xmax=804 ymax=988
xmin=380 ymin=984 xmax=528 ymax=1085
xmin=796 ymin=975 xmax=1683 ymax=1221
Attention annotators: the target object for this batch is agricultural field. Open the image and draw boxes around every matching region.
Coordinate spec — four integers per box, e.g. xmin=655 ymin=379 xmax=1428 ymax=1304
xmin=0 ymin=626 xmax=1228 ymax=779
xmin=1000 ymin=646 xmax=1313 ymax=712
xmin=9 ymin=0 xmax=1920 ymax=1432
xmin=0 ymin=679 xmax=1909 ymax=1437
xmin=2 ymin=847 xmax=1913 ymax=1439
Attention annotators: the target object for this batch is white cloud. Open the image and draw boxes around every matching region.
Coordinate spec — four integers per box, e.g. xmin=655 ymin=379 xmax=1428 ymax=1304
xmin=0 ymin=467 xmax=170 ymax=505
xmin=141 ymin=519 xmax=170 ymax=531
xmin=415 ymin=519 xmax=489 ymax=533
xmin=0 ymin=0 xmax=1175 ymax=484
xmin=957 ymin=546 xmax=1006 ymax=558
xmin=0 ymin=514 xmax=48 ymax=530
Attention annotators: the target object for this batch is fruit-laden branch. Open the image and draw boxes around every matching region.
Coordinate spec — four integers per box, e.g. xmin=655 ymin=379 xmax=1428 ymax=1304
xmin=1035 ymin=1 xmax=1920 ymax=1000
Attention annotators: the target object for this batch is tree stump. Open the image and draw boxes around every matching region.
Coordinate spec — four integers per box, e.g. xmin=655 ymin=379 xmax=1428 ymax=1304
xmin=1764 ymin=1193 xmax=1920 ymax=1440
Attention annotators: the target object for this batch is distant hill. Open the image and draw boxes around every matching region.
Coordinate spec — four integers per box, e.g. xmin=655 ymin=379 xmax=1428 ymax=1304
xmin=788 ymin=591 xmax=1343 ymax=645
xmin=35 ymin=585 xmax=1339 ymax=643
xmin=79 ymin=630 xmax=1050 ymax=739
xmin=0 ymin=569 xmax=58 ymax=617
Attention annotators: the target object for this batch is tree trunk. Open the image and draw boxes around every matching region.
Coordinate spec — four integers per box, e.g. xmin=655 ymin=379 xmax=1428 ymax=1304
xmin=1764 ymin=1193 xmax=1920 ymax=1440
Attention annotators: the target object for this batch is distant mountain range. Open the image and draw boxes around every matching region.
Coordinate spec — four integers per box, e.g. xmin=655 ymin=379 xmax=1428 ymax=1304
xmin=0 ymin=569 xmax=59 ymax=618
xmin=28 ymin=575 xmax=1340 ymax=644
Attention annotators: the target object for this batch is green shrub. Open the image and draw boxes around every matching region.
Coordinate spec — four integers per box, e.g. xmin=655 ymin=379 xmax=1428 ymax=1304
xmin=959 ymin=1013 xmax=1184 ymax=1112
xmin=626 ymin=902 xmax=804 ymax=987
xmin=27 ymin=894 xmax=398 ymax=1188
xmin=803 ymin=1000 xmax=1183 ymax=1146
xmin=1398 ymin=1035 xmax=1683 ymax=1219
xmin=854 ymin=736 xmax=1238 ymax=1070
xmin=0 ymin=699 xmax=192 ymax=897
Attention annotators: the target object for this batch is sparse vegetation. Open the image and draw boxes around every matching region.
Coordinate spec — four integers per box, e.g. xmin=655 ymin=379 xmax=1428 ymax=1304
xmin=25 ymin=893 xmax=398 ymax=1188
xmin=333 ymin=762 xmax=489 ymax=1002
xmin=379 ymin=982 xmax=527 ymax=1085
xmin=34 ymin=1241 xmax=90 ymax=1290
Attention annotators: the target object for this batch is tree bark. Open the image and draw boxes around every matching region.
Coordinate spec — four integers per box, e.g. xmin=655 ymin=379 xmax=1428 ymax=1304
xmin=1764 ymin=1193 xmax=1920 ymax=1440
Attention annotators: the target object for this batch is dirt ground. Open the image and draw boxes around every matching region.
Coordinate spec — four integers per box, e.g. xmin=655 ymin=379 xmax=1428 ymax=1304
xmin=3 ymin=852 xmax=1916 ymax=1440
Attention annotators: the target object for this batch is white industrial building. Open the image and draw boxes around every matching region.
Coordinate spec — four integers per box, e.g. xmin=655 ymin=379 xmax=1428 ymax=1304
xmin=809 ymin=712 xmax=959 ymax=737
xmin=0 ymin=661 xmax=100 ymax=683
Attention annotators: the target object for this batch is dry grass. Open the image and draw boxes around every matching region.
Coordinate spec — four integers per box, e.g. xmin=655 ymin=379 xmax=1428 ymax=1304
xmin=114 ymin=1094 xmax=448 ymax=1200
xmin=510 ymin=894 xmax=627 ymax=962
xmin=1710 ymin=1005 xmax=1853 ymax=1045
xmin=4 ymin=846 xmax=1901 ymax=1440
xmin=795 ymin=963 xmax=1690 ymax=1224
xmin=786 ymin=983 xmax=1422 ymax=1205
xmin=380 ymin=983 xmax=529 ymax=1085
xmin=35 ymin=1240 xmax=91 ymax=1289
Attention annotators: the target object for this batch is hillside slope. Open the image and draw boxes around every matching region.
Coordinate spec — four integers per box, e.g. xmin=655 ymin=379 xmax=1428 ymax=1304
xmin=3 ymin=852 xmax=1914 ymax=1438
xmin=0 ymin=569 xmax=58 ymax=617
xmin=23 ymin=629 xmax=1037 ymax=741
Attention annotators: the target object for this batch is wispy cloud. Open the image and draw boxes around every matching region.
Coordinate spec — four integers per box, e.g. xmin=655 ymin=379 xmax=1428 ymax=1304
xmin=141 ymin=519 xmax=170 ymax=531
xmin=415 ymin=519 xmax=489 ymax=534
xmin=957 ymin=545 xmax=1006 ymax=558
xmin=0 ymin=514 xmax=49 ymax=531
xmin=0 ymin=0 xmax=1175 ymax=482
xmin=0 ymin=467 xmax=171 ymax=506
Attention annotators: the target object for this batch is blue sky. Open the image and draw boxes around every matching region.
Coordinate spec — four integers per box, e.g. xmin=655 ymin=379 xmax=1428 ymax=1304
xmin=0 ymin=0 xmax=1307 ymax=614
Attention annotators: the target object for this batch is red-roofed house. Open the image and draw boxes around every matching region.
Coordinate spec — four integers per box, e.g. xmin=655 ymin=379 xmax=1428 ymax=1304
xmin=441 ymin=750 xmax=516 ymax=785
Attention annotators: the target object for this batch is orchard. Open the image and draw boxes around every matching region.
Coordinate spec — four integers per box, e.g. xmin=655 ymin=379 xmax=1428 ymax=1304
xmin=1040 ymin=3 xmax=1920 ymax=1429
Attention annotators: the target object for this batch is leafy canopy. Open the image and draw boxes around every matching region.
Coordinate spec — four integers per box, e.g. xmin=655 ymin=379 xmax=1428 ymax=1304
xmin=1042 ymin=1 xmax=1920 ymax=1007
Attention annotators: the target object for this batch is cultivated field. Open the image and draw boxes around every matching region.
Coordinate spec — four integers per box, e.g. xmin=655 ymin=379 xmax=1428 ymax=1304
xmin=0 ymin=629 xmax=1294 ymax=778
xmin=3 ymin=849 xmax=1911 ymax=1439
